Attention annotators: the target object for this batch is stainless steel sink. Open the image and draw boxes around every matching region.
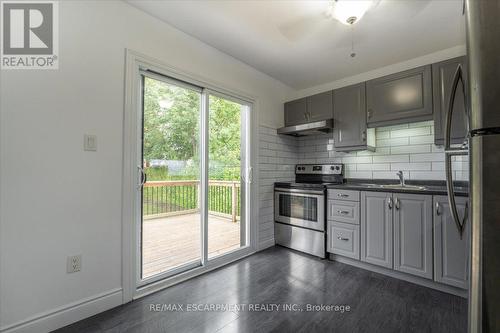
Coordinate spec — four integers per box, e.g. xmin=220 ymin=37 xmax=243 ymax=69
xmin=379 ymin=184 xmax=426 ymax=190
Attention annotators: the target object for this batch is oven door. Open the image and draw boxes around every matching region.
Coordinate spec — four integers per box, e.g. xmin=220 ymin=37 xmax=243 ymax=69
xmin=274 ymin=188 xmax=325 ymax=232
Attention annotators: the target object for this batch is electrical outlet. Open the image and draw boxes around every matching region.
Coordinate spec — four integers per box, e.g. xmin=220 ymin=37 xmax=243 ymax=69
xmin=67 ymin=255 xmax=82 ymax=273
xmin=83 ymin=134 xmax=97 ymax=151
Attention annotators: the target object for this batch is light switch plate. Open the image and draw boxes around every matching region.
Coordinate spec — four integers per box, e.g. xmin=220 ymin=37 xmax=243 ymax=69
xmin=84 ymin=134 xmax=97 ymax=151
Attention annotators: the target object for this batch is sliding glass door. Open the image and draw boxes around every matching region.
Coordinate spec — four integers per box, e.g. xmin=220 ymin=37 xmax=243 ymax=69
xmin=140 ymin=73 xmax=202 ymax=279
xmin=207 ymin=94 xmax=248 ymax=259
xmin=138 ymin=71 xmax=250 ymax=284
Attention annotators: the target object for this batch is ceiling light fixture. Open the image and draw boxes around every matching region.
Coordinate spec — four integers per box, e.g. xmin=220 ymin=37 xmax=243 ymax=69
xmin=328 ymin=0 xmax=375 ymax=25
xmin=327 ymin=0 xmax=378 ymax=58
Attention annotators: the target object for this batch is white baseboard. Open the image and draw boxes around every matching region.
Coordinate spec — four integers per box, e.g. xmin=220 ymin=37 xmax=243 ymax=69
xmin=258 ymin=238 xmax=275 ymax=251
xmin=0 ymin=288 xmax=123 ymax=333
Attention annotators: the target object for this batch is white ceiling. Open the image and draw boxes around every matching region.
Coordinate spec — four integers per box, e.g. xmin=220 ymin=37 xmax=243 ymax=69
xmin=126 ymin=0 xmax=465 ymax=90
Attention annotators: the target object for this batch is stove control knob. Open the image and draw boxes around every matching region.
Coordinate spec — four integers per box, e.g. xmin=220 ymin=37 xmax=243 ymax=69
xmin=335 ymin=166 xmax=340 ymax=170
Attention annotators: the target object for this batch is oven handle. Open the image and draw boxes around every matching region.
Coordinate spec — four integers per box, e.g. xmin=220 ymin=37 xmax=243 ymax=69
xmin=274 ymin=188 xmax=325 ymax=196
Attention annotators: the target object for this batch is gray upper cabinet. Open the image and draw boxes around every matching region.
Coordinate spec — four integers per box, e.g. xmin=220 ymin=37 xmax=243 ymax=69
xmin=393 ymin=193 xmax=433 ymax=279
xmin=434 ymin=196 xmax=470 ymax=289
xmin=284 ymin=91 xmax=332 ymax=126
xmin=366 ymin=65 xmax=433 ymax=127
xmin=433 ymin=57 xmax=468 ymax=145
xmin=333 ymin=83 xmax=374 ymax=151
xmin=307 ymin=91 xmax=333 ymax=122
xmin=284 ymin=98 xmax=307 ymax=126
xmin=361 ymin=191 xmax=393 ymax=269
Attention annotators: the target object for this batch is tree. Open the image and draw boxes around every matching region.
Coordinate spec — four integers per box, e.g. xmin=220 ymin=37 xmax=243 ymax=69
xmin=143 ymin=77 xmax=242 ymax=180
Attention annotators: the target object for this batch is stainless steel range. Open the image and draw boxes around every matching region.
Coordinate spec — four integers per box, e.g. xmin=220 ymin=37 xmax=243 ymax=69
xmin=274 ymin=164 xmax=344 ymax=258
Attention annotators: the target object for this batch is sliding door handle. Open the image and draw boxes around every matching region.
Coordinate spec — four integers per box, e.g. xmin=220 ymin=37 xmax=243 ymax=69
xmin=137 ymin=165 xmax=147 ymax=189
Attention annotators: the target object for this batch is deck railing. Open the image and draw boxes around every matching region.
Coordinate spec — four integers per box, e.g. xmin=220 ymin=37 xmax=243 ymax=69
xmin=143 ymin=180 xmax=241 ymax=222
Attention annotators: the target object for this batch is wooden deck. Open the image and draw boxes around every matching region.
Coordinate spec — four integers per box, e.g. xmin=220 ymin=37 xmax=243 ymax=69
xmin=142 ymin=213 xmax=241 ymax=278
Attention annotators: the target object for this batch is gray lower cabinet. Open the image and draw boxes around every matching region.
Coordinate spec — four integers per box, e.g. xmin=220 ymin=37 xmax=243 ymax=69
xmin=327 ymin=221 xmax=360 ymax=260
xmin=284 ymin=98 xmax=307 ymax=126
xmin=333 ymin=83 xmax=374 ymax=151
xmin=434 ymin=196 xmax=470 ymax=289
xmin=393 ymin=193 xmax=433 ymax=279
xmin=361 ymin=191 xmax=393 ymax=269
xmin=307 ymin=90 xmax=333 ymax=122
xmin=366 ymin=65 xmax=433 ymax=127
xmin=433 ymin=56 xmax=468 ymax=145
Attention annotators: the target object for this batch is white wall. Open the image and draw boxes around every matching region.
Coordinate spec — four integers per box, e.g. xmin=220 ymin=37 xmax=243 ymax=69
xmin=0 ymin=1 xmax=294 ymax=331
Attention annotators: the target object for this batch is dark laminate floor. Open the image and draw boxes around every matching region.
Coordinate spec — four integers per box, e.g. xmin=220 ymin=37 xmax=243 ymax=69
xmin=54 ymin=246 xmax=467 ymax=333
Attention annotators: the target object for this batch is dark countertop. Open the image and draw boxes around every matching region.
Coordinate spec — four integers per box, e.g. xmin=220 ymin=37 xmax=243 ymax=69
xmin=326 ymin=179 xmax=469 ymax=197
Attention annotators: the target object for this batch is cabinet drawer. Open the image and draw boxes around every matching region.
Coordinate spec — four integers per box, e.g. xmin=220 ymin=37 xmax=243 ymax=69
xmin=327 ymin=200 xmax=360 ymax=224
xmin=327 ymin=221 xmax=360 ymax=260
xmin=328 ymin=189 xmax=360 ymax=202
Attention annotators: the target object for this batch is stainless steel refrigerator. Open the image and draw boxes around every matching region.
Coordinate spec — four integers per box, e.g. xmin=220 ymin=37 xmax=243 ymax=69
xmin=444 ymin=1 xmax=500 ymax=332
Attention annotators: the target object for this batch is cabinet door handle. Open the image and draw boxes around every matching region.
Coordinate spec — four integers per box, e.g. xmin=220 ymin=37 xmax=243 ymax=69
xmin=435 ymin=202 xmax=441 ymax=215
xmin=337 ymin=210 xmax=350 ymax=215
xmin=395 ymin=197 xmax=400 ymax=210
xmin=387 ymin=197 xmax=393 ymax=209
xmin=337 ymin=193 xmax=349 ymax=198
xmin=367 ymin=109 xmax=373 ymax=118
xmin=362 ymin=130 xmax=366 ymax=142
xmin=337 ymin=236 xmax=349 ymax=241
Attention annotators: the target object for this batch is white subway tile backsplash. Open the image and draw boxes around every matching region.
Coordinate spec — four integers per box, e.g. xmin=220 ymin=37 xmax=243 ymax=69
xmin=375 ymin=130 xmax=390 ymax=139
xmin=391 ymin=126 xmax=431 ymax=138
xmin=357 ymin=163 xmax=391 ymax=171
xmin=410 ymin=171 xmax=446 ymax=180
xmin=373 ymin=171 xmax=410 ymax=179
xmin=341 ymin=156 xmax=372 ymax=164
xmin=346 ymin=171 xmax=373 ymax=179
xmin=376 ymin=137 xmax=409 ymax=147
xmin=345 ymin=164 xmax=357 ymax=171
xmin=390 ymin=162 xmax=432 ymax=171
xmin=259 ymin=121 xmax=468 ymax=197
xmin=409 ymin=135 xmax=435 ymax=145
xmin=410 ymin=153 xmax=445 ymax=162
xmin=391 ymin=144 xmax=431 ymax=154
xmin=432 ymin=162 xmax=445 ymax=171
xmin=373 ymin=154 xmax=410 ymax=163
xmin=357 ymin=147 xmax=391 ymax=156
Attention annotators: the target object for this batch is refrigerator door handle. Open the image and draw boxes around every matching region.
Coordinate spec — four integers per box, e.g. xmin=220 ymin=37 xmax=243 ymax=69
xmin=444 ymin=63 xmax=469 ymax=238
xmin=444 ymin=63 xmax=469 ymax=154
xmin=445 ymin=153 xmax=467 ymax=238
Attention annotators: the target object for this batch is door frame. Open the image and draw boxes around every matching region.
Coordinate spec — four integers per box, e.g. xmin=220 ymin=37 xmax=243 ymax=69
xmin=122 ymin=49 xmax=259 ymax=302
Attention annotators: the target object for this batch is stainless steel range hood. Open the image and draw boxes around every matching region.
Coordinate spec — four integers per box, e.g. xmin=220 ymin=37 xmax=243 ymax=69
xmin=277 ymin=119 xmax=333 ymax=137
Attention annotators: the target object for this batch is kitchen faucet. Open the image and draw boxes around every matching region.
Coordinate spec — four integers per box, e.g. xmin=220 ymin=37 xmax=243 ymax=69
xmin=396 ymin=170 xmax=405 ymax=187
